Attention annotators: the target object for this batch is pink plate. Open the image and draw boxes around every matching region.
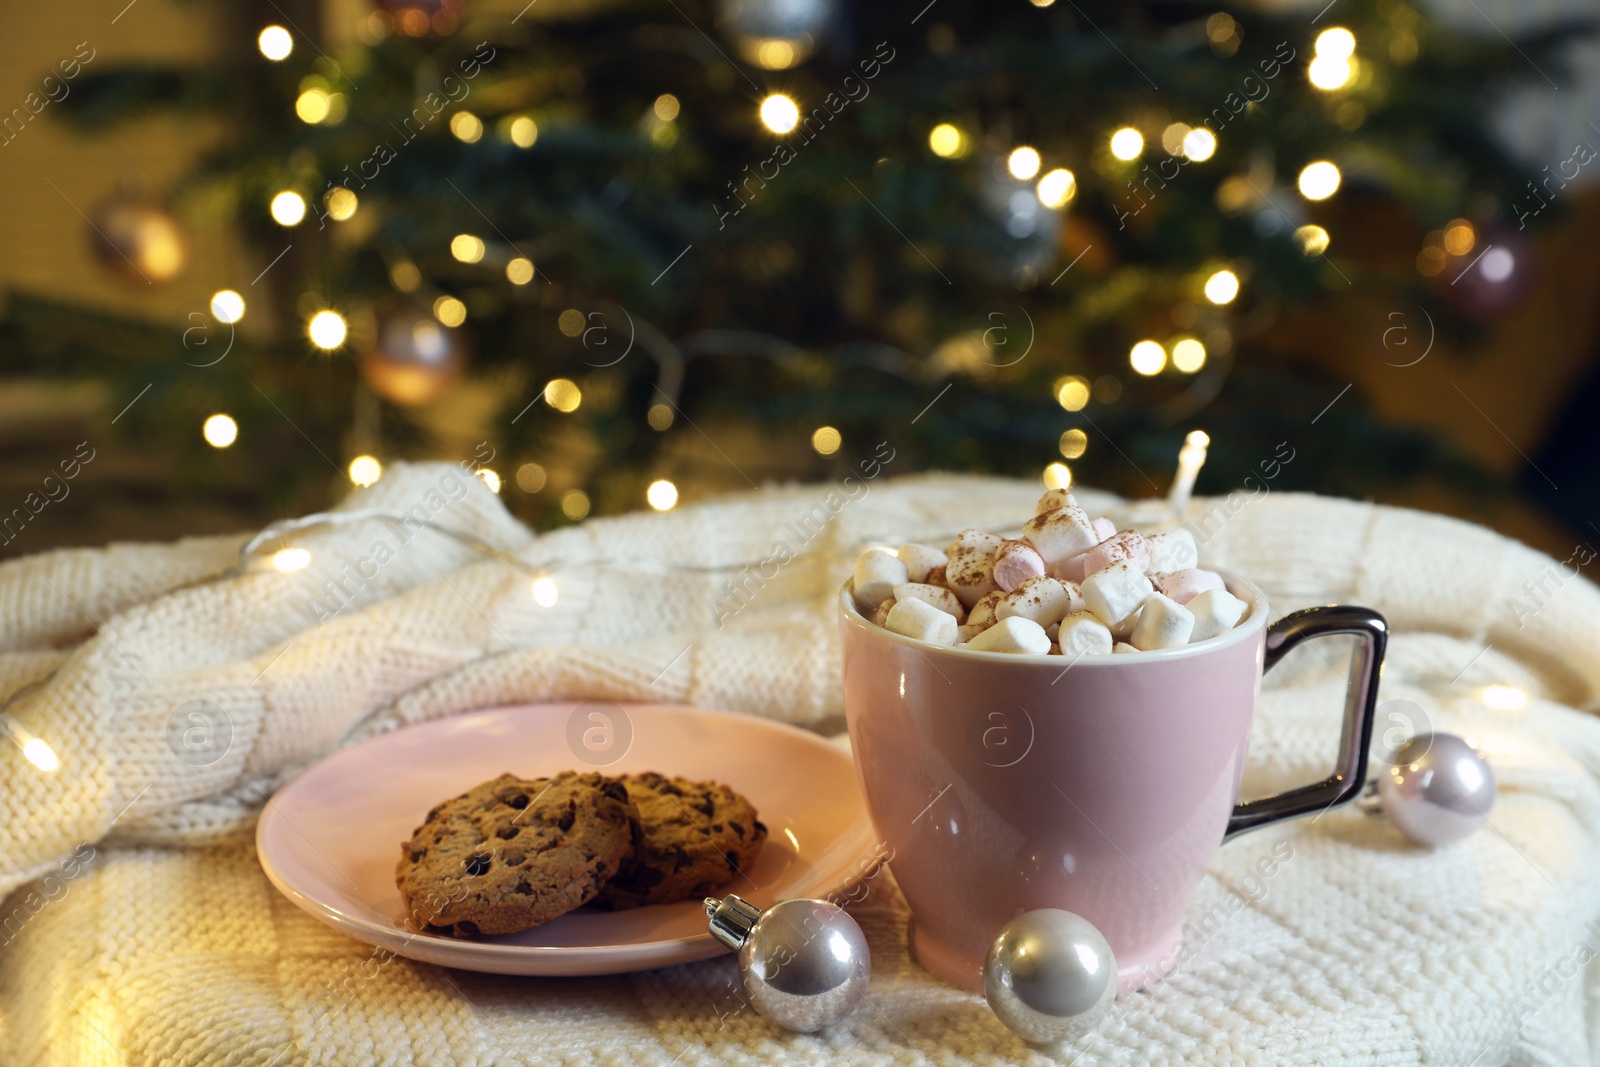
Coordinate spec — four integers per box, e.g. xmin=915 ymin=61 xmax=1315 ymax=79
xmin=256 ymin=702 xmax=880 ymax=976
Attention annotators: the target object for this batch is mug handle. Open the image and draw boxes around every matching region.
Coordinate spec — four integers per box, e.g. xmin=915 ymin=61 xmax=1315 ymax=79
xmin=1223 ymin=604 xmax=1388 ymax=842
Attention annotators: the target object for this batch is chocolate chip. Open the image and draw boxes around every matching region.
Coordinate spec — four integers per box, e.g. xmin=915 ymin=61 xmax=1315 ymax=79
xmin=672 ymin=845 xmax=692 ymax=872
xmin=724 ymin=851 xmax=739 ymax=871
xmin=557 ymin=800 xmax=576 ymax=831
xmin=594 ymin=861 xmax=608 ymax=877
xmin=507 ymin=794 xmax=530 ymax=809
xmin=410 ymin=849 xmax=427 ymax=863
xmin=496 ymin=826 xmax=520 ymax=839
xmin=426 ymin=807 xmax=441 ymax=822
xmin=513 ymin=880 xmax=534 ymax=895
xmin=729 ymin=821 xmax=745 ymax=838
xmin=502 ymin=850 xmax=526 ymax=867
xmin=456 ymin=920 xmax=479 ymax=936
xmin=464 ymin=853 xmax=491 ymax=876
xmin=754 ymin=820 xmax=767 ymax=836
xmin=602 ymin=780 xmax=629 ymax=803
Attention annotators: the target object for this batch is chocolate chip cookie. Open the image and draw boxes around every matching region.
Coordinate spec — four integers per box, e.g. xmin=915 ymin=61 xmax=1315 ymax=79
xmin=598 ymin=772 xmax=766 ymax=909
xmin=396 ymin=771 xmax=640 ymax=936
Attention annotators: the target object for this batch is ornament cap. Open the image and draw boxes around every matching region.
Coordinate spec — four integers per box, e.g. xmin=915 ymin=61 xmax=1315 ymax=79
xmin=705 ymin=894 xmax=762 ymax=950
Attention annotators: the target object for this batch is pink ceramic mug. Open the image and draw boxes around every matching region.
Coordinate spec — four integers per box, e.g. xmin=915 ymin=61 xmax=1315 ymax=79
xmin=839 ymin=571 xmax=1385 ymax=993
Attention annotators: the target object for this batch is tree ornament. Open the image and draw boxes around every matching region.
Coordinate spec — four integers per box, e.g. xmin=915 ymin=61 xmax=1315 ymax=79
xmin=705 ymin=893 xmax=870 ymax=1032
xmin=985 ymin=909 xmax=1116 ymax=1044
xmin=1378 ymin=731 xmax=1496 ymax=846
xmin=1440 ymin=225 xmax=1529 ymax=319
xmin=715 ymin=0 xmax=838 ymax=69
xmin=359 ymin=310 xmax=465 ymax=405
xmin=88 ymin=193 xmax=186 ymax=284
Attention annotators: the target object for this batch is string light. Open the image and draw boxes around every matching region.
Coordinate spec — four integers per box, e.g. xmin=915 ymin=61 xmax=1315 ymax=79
xmin=1443 ymin=219 xmax=1475 ymax=256
xmin=1204 ymin=269 xmax=1240 ymax=304
xmin=1309 ymin=55 xmax=1352 ymax=90
xmin=561 ymin=490 xmax=591 ymax=520
xmin=1007 ymin=146 xmax=1041 ymax=181
xmin=1109 ymin=127 xmax=1143 ymax=161
xmin=433 ymin=296 xmax=467 ymax=327
xmin=1058 ymin=428 xmax=1088 ymax=459
xmin=1182 ymin=128 xmax=1217 ymax=162
xmin=273 ymin=547 xmax=311 ymax=572
xmin=325 ymin=187 xmax=358 ymax=221
xmin=476 ymin=468 xmax=502 ymax=493
xmin=543 ymin=378 xmax=582 ymax=413
xmin=1036 ymin=168 xmax=1076 ymax=209
xmin=647 ymin=403 xmax=675 ymax=430
xmin=506 ymin=257 xmax=535 ymax=284
xmin=509 ymin=116 xmax=538 ymax=148
xmin=811 ymin=426 xmax=841 ymax=455
xmin=307 ymin=310 xmax=347 ymax=349
xmin=1316 ymin=27 xmax=1356 ymax=59
xmin=1042 ymin=462 xmax=1073 ymax=490
xmin=558 ymin=309 xmax=585 ymax=337
xmin=928 ymin=123 xmax=966 ymax=158
xmin=1129 ymin=340 xmax=1166 ymax=376
xmin=450 ymin=112 xmax=484 ymax=143
xmin=203 ymin=414 xmax=238 ymax=448
xmin=258 ymin=26 xmax=293 ymax=61
xmin=1297 ymin=161 xmax=1341 ymax=200
xmin=295 ymin=89 xmax=330 ymax=124
xmin=270 ymin=191 xmax=307 ymax=226
xmin=1482 ymin=685 xmax=1527 ymax=710
xmin=1294 ymin=224 xmax=1330 ymax=256
xmin=1161 ymin=123 xmax=1191 ymax=155
xmin=348 ymin=455 xmax=382 ymax=487
xmin=647 ymin=479 xmax=679 ymax=511
xmin=531 ymin=576 xmax=560 ymax=607
xmin=451 ymin=234 xmax=486 ymax=263
xmin=1171 ymin=338 xmax=1207 ymax=372
xmin=654 ymin=94 xmax=680 ymax=121
xmin=210 ymin=290 xmax=245 ymax=324
xmin=516 ymin=463 xmax=547 ymax=492
xmin=1054 ymin=375 xmax=1090 ymax=411
xmin=759 ymin=94 xmax=800 ymax=134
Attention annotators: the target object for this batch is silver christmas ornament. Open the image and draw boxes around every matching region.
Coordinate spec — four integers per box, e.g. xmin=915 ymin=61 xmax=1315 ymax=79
xmin=1378 ymin=731 xmax=1496 ymax=847
xmin=715 ymin=0 xmax=838 ymax=69
xmin=706 ymin=894 xmax=870 ymax=1032
xmin=985 ymin=909 xmax=1116 ymax=1044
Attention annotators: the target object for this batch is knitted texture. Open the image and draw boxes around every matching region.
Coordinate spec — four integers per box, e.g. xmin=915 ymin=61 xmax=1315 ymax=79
xmin=2 ymin=464 xmax=1598 ymax=1066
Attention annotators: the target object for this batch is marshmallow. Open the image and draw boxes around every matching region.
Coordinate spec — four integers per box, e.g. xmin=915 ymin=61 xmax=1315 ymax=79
xmin=1021 ymin=505 xmax=1100 ymax=564
xmin=1091 ymin=516 xmax=1117 ymax=542
xmin=992 ymin=539 xmax=1046 ymax=592
xmin=1108 ymin=606 xmax=1143 ymax=640
xmin=1113 ymin=641 xmax=1140 ymax=654
xmin=1057 ymin=611 xmax=1113 ymax=657
xmin=1146 ymin=528 xmax=1198 ymax=573
xmin=925 ymin=565 xmax=949 ymax=589
xmin=885 ymin=596 xmax=960 ymax=646
xmin=1154 ymin=568 xmax=1226 ymax=606
xmin=1130 ymin=593 xmax=1195 ymax=650
xmin=1080 ymin=530 xmax=1150 ymax=578
xmin=898 ymin=543 xmax=948 ymax=584
xmin=1060 ymin=580 xmax=1086 ymax=616
xmin=1187 ymin=588 xmax=1247 ymax=642
xmin=946 ymin=546 xmax=998 ymax=608
xmin=1044 ymin=622 xmax=1060 ymax=643
xmin=854 ymin=548 xmax=908 ymax=612
xmin=1036 ymin=488 xmax=1076 ymax=516
xmin=965 ymin=616 xmax=1052 ymax=655
xmin=1049 ymin=551 xmax=1090 ymax=583
xmin=1081 ymin=559 xmax=1154 ymax=627
xmin=967 ymin=590 xmax=1004 ymax=629
xmin=957 ymin=623 xmax=987 ymax=643
xmin=996 ymin=575 xmax=1073 ymax=627
xmin=871 ymin=598 xmax=895 ymax=627
xmin=893 ymin=582 xmax=966 ymax=622
xmin=948 ymin=529 xmax=1004 ymax=556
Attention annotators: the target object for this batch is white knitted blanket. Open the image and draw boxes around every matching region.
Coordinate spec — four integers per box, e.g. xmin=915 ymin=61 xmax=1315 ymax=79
xmin=2 ymin=463 xmax=1598 ymax=1067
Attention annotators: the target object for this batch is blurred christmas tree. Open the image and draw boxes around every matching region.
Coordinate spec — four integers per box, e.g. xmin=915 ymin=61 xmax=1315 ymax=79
xmin=0 ymin=0 xmax=1577 ymax=524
